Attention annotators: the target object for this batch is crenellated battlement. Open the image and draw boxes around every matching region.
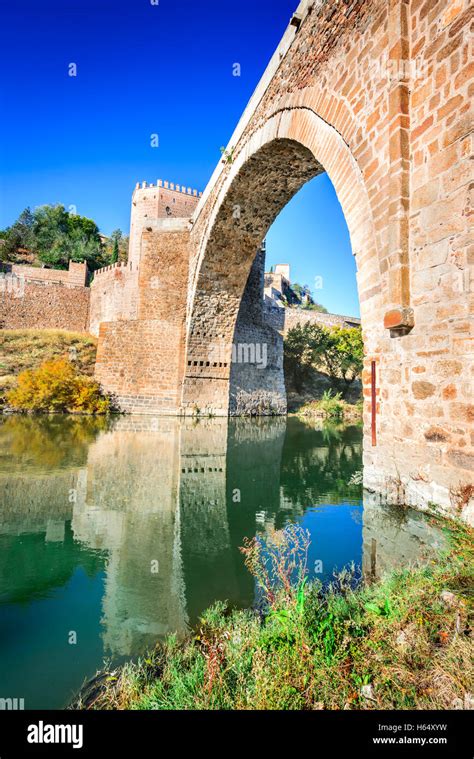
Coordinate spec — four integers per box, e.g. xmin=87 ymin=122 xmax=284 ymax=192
xmin=134 ymin=180 xmax=202 ymax=198
xmin=93 ymin=261 xmax=138 ymax=279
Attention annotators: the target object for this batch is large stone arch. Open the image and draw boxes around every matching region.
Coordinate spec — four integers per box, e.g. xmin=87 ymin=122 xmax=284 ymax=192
xmin=182 ymin=107 xmax=382 ymax=415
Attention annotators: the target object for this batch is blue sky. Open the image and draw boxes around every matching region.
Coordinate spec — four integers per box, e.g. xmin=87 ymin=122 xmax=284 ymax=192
xmin=0 ymin=0 xmax=359 ymax=316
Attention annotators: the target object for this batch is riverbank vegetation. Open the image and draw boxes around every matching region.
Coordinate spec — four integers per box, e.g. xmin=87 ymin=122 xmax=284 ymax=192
xmin=0 ymin=414 xmax=109 ymax=472
xmin=7 ymin=358 xmax=110 ymax=414
xmin=76 ymin=518 xmax=473 ymax=711
xmin=0 ymin=329 xmax=108 ymax=414
xmin=0 ymin=329 xmax=97 ymax=410
xmin=284 ymin=323 xmax=363 ymax=416
xmin=296 ymin=390 xmax=363 ymax=421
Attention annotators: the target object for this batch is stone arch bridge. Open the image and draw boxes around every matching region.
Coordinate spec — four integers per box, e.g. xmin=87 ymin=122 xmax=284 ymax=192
xmin=92 ymin=0 xmax=473 ymax=519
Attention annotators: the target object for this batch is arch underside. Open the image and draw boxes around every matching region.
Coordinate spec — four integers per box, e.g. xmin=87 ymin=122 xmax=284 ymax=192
xmin=182 ymin=108 xmax=380 ymax=415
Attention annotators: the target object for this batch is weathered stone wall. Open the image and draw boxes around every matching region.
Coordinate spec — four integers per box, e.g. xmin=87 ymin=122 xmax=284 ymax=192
xmin=0 ymin=284 xmax=90 ymax=333
xmin=0 ymin=261 xmax=90 ymax=332
xmin=363 ymin=0 xmax=473 ymax=518
xmin=94 ymin=223 xmax=191 ymax=413
xmin=230 ymin=250 xmax=287 ymax=415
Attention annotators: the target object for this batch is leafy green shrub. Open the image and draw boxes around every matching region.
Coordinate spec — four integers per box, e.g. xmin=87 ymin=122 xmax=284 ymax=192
xmin=319 ymin=390 xmax=344 ymax=418
xmin=7 ymin=358 xmax=110 ymax=414
xmin=297 ymin=390 xmax=346 ymax=419
xmin=284 ymin=322 xmax=324 ymax=392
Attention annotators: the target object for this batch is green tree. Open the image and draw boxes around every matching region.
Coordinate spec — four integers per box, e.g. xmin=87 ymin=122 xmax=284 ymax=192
xmin=32 ymin=204 xmax=70 ymax=264
xmin=0 ymin=204 xmax=107 ymax=270
xmin=33 ymin=205 xmax=105 ymax=270
xmin=284 ymin=323 xmax=363 ymax=393
xmin=329 ymin=326 xmax=364 ymax=385
xmin=0 ymin=203 xmax=111 ymax=271
xmin=110 ymin=238 xmax=119 ymax=264
xmin=284 ymin=323 xmax=329 ymax=392
xmin=105 ymin=229 xmax=128 ymax=264
xmin=0 ymin=208 xmax=36 ymax=261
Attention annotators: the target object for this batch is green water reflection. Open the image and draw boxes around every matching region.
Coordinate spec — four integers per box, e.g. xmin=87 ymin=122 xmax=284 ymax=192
xmin=0 ymin=415 xmax=444 ymax=708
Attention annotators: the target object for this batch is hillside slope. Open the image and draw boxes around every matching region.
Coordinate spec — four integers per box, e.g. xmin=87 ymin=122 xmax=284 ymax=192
xmin=0 ymin=329 xmax=97 ymax=407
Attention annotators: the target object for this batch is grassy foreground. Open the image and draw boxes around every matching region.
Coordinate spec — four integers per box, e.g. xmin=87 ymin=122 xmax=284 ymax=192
xmin=76 ymin=519 xmax=473 ymax=711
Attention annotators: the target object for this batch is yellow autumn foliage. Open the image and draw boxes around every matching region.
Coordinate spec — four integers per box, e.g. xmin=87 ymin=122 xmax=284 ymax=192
xmin=7 ymin=358 xmax=110 ymax=414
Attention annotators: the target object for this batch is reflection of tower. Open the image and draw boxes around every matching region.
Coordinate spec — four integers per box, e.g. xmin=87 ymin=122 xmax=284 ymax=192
xmin=72 ymin=417 xmax=188 ymax=656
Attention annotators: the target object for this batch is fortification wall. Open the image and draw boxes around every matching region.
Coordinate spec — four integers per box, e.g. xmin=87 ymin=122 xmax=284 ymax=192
xmin=282 ymin=308 xmax=361 ymax=333
xmin=0 ymin=283 xmax=90 ymax=332
xmin=0 ymin=261 xmax=90 ymax=332
xmin=2 ymin=261 xmax=88 ymax=287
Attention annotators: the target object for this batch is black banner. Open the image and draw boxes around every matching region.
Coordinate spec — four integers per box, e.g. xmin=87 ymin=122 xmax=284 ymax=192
xmin=0 ymin=710 xmax=470 ymax=757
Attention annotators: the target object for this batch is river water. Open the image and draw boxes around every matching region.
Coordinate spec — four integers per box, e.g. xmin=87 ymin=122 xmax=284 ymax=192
xmin=0 ymin=415 xmax=445 ymax=708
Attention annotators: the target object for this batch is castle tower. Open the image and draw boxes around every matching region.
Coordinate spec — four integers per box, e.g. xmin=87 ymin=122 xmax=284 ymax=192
xmin=129 ymin=180 xmax=203 ymax=269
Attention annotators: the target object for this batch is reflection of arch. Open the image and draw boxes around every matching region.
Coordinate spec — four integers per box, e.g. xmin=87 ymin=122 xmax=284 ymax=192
xmin=183 ymin=107 xmax=381 ymax=414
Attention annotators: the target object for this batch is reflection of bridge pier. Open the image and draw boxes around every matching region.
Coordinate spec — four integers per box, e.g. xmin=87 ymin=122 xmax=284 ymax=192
xmin=178 ymin=418 xmax=236 ymax=621
xmin=362 ymin=491 xmax=446 ymax=580
xmin=225 ymin=418 xmax=287 ymax=606
xmin=177 ymin=417 xmax=288 ymax=617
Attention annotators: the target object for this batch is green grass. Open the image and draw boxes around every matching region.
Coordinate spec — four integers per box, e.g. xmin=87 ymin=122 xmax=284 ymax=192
xmin=75 ymin=517 xmax=473 ymax=711
xmin=0 ymin=329 xmax=97 ymax=407
xmin=296 ymin=392 xmax=363 ymax=421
